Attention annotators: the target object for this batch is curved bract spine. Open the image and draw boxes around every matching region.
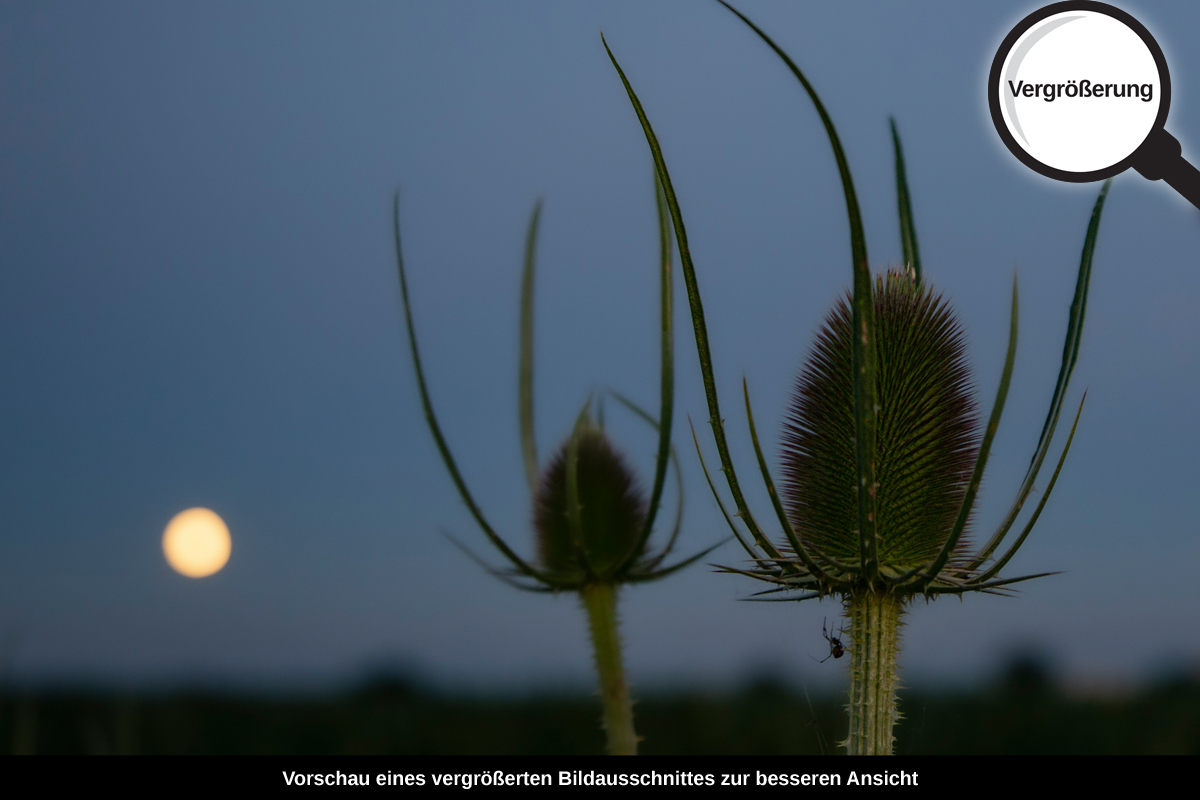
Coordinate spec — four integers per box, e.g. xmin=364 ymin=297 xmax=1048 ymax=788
xmin=968 ymin=182 xmax=1109 ymax=571
xmin=519 ymin=200 xmax=542 ymax=496
xmin=891 ymin=118 xmax=922 ymax=285
xmin=603 ymin=33 xmax=810 ymax=574
xmin=616 ymin=175 xmax=676 ymax=576
xmin=713 ymin=0 xmax=880 ymax=590
xmin=394 ymin=194 xmax=552 ymax=586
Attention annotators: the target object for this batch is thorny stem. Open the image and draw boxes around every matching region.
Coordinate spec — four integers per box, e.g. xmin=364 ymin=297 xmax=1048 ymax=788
xmin=581 ymin=582 xmax=637 ymax=755
xmin=844 ymin=591 xmax=904 ymax=755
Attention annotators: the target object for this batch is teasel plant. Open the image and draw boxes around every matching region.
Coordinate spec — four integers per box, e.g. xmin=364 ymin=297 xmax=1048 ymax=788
xmin=393 ymin=178 xmax=720 ymax=755
xmin=603 ymin=1 xmax=1110 ymax=755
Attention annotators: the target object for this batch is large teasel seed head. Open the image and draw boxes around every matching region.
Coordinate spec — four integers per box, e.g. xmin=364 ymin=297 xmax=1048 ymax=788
xmin=604 ymin=2 xmax=1107 ymax=754
xmin=781 ymin=271 xmax=979 ymax=573
xmin=534 ymin=422 xmax=649 ymax=583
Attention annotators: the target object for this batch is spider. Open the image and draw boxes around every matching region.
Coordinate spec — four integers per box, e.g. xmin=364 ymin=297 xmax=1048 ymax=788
xmin=817 ymin=618 xmax=847 ymax=664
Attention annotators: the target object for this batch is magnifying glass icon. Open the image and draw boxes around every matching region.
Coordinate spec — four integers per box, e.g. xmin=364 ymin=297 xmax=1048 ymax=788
xmin=989 ymin=1 xmax=1200 ymax=209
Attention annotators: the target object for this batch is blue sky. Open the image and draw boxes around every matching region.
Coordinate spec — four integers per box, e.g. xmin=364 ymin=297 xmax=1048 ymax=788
xmin=2 ymin=0 xmax=1199 ymax=693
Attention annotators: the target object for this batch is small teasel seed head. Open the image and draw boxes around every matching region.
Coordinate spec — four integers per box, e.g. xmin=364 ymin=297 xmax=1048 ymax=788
xmin=780 ymin=271 xmax=979 ymax=573
xmin=534 ymin=422 xmax=649 ymax=583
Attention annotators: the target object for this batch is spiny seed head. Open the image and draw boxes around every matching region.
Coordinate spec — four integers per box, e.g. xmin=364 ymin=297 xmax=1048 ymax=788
xmin=534 ymin=423 xmax=648 ymax=583
xmin=780 ymin=271 xmax=979 ymax=572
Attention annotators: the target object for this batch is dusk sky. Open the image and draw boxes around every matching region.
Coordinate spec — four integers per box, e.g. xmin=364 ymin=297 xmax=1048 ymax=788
xmin=3 ymin=1 xmax=1199 ymax=695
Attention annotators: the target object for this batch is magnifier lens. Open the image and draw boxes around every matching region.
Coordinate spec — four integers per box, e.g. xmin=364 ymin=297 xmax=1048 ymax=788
xmin=992 ymin=2 xmax=1200 ymax=210
xmin=997 ymin=10 xmax=1163 ymax=175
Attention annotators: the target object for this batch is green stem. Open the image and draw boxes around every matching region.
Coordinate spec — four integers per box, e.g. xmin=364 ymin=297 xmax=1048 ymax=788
xmin=581 ymin=582 xmax=637 ymax=755
xmin=844 ymin=591 xmax=904 ymax=755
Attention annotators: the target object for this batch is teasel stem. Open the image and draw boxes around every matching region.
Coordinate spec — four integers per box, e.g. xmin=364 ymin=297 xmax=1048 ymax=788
xmin=581 ymin=582 xmax=637 ymax=755
xmin=844 ymin=591 xmax=904 ymax=755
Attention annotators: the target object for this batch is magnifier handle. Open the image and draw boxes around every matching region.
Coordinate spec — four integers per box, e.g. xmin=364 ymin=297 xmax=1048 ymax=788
xmin=1132 ymin=128 xmax=1200 ymax=211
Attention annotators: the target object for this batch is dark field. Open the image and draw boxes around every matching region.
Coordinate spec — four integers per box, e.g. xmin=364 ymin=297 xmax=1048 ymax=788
xmin=4 ymin=660 xmax=1198 ymax=755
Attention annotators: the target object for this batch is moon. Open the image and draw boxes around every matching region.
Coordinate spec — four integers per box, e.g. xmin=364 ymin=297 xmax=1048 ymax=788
xmin=162 ymin=508 xmax=232 ymax=578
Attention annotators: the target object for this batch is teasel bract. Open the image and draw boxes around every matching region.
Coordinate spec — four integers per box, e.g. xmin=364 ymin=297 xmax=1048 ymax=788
xmin=604 ymin=1 xmax=1110 ymax=754
xmin=394 ymin=178 xmax=719 ymax=755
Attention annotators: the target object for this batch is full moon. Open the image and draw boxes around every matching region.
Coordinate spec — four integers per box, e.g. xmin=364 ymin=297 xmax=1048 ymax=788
xmin=162 ymin=508 xmax=232 ymax=578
